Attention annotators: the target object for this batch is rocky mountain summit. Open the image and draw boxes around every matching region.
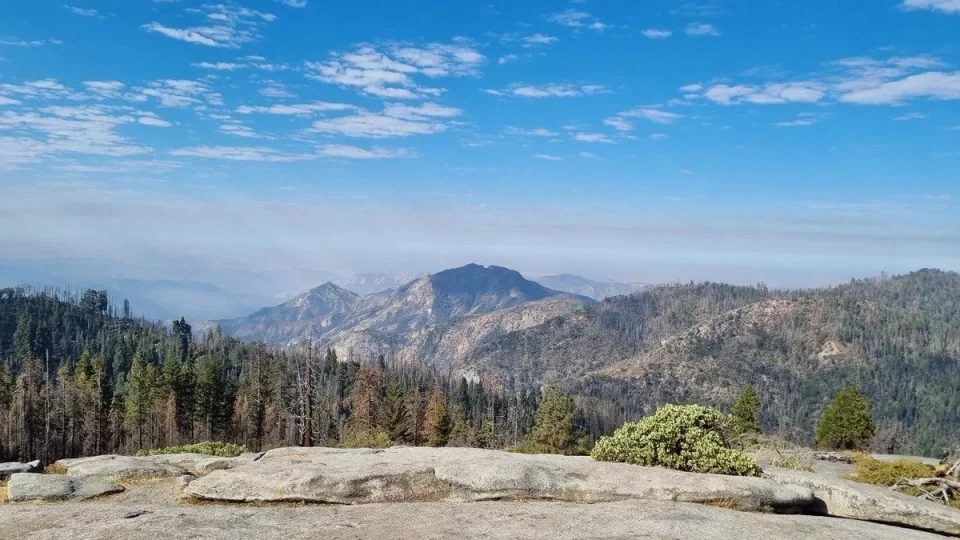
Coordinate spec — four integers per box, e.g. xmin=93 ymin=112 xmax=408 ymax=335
xmin=2 ymin=447 xmax=958 ymax=539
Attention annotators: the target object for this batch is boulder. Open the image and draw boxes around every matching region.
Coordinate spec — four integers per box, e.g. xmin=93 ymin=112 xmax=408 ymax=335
xmin=0 ymin=460 xmax=40 ymax=480
xmin=195 ymin=452 xmax=264 ymax=475
xmin=765 ymin=467 xmax=960 ymax=535
xmin=144 ymin=453 xmax=212 ymax=470
xmin=184 ymin=446 xmax=814 ymax=512
xmin=7 ymin=473 xmax=123 ymax=502
xmin=55 ymin=455 xmax=186 ymax=481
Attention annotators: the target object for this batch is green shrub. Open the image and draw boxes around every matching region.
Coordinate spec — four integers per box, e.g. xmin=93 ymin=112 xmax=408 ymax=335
xmin=136 ymin=441 xmax=247 ymax=458
xmin=591 ymin=404 xmax=761 ymax=477
xmin=340 ymin=430 xmax=392 ymax=449
xmin=852 ymin=456 xmax=935 ymax=486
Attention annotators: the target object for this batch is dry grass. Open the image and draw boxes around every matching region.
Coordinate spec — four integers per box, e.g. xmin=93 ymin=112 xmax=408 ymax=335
xmin=44 ymin=463 xmax=67 ymax=475
xmin=701 ymin=498 xmax=738 ymax=510
xmin=0 ymin=480 xmax=8 ymax=503
xmin=116 ymin=476 xmax=167 ymax=488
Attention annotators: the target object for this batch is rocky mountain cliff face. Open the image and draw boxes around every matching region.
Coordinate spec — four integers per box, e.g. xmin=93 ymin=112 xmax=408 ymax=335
xmin=217 ymin=264 xmax=592 ymax=361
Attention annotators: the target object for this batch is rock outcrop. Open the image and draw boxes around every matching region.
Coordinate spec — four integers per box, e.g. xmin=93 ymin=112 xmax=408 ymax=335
xmin=0 ymin=460 xmax=40 ymax=480
xmin=184 ymin=446 xmax=813 ymax=512
xmin=7 ymin=473 xmax=123 ymax=502
xmin=766 ymin=467 xmax=960 ymax=535
xmin=54 ymin=455 xmax=187 ymax=481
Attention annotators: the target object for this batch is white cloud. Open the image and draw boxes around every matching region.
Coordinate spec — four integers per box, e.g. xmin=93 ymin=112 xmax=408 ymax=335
xmin=65 ymin=6 xmax=106 ymax=18
xmin=0 ymin=96 xmax=21 ymax=106
xmin=137 ymin=113 xmax=173 ymax=127
xmin=649 ymin=133 xmax=669 ymax=140
xmin=0 ymin=38 xmax=62 ymax=47
xmin=491 ymin=83 xmax=606 ymax=98
xmin=309 ymin=102 xmax=461 ymax=138
xmin=895 ymin=112 xmax=927 ymax=120
xmin=170 ymin=146 xmax=315 ymax=161
xmin=900 ymin=0 xmax=960 ymax=13
xmin=838 ymin=71 xmax=960 ymax=104
xmin=547 ymin=9 xmax=606 ymax=30
xmin=619 ymin=107 xmax=682 ymax=124
xmin=259 ymin=83 xmax=296 ymax=98
xmin=642 ymin=29 xmax=673 ymax=39
xmin=318 ymin=144 xmax=413 ymax=159
xmin=275 ymin=0 xmax=308 ymax=6
xmin=534 ymin=153 xmax=564 ymax=161
xmin=0 ymin=105 xmax=152 ymax=164
xmin=220 ymin=123 xmax=263 ymax=138
xmin=774 ymin=112 xmax=826 ymax=127
xmin=498 ymin=54 xmax=519 ymax=65
xmin=0 ymin=79 xmax=84 ymax=100
xmin=142 ymin=4 xmax=276 ymax=48
xmin=236 ymin=102 xmax=355 ymax=115
xmin=306 ymin=42 xmax=484 ymax=99
xmin=505 ymin=126 xmax=558 ymax=137
xmin=193 ymin=62 xmax=244 ymax=70
xmin=82 ymin=80 xmax=126 ymax=98
xmin=603 ymin=116 xmax=634 ymax=131
xmin=679 ymin=83 xmax=703 ymax=92
xmin=523 ymin=34 xmax=558 ymax=47
xmin=702 ymin=82 xmax=825 ymax=105
xmin=579 ymin=151 xmax=598 ymax=159
xmin=139 ymin=79 xmax=223 ymax=108
xmin=574 ymin=132 xmax=615 ymax=143
xmin=685 ymin=22 xmax=720 ymax=36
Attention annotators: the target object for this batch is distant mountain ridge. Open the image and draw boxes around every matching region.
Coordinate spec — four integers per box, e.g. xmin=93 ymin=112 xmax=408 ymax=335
xmin=535 ymin=274 xmax=649 ymax=300
xmin=215 ymin=264 xmax=594 ymax=352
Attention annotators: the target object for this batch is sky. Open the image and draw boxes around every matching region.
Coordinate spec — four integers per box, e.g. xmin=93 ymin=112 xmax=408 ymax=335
xmin=0 ymin=0 xmax=959 ymax=294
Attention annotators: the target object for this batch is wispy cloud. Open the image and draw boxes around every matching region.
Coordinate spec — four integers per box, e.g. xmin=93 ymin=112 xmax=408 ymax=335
xmin=547 ymin=9 xmax=607 ymax=31
xmin=142 ymin=4 xmax=276 ymax=48
xmin=309 ymin=102 xmax=461 ymax=138
xmin=306 ymin=42 xmax=483 ymax=99
xmin=236 ymin=102 xmax=355 ymax=115
xmin=505 ymin=126 xmax=558 ymax=137
xmin=523 ymin=34 xmax=558 ymax=47
xmin=275 ymin=0 xmax=308 ymax=7
xmin=486 ymin=83 xmax=605 ymax=98
xmin=170 ymin=146 xmax=316 ymax=162
xmin=573 ymin=132 xmax=615 ymax=143
xmin=775 ymin=112 xmax=827 ymax=127
xmin=685 ymin=23 xmax=720 ymax=36
xmin=895 ymin=112 xmax=926 ymax=121
xmin=65 ymin=6 xmax=107 ymax=19
xmin=702 ymin=82 xmax=825 ymax=104
xmin=642 ymin=29 xmax=673 ymax=39
xmin=318 ymin=144 xmax=414 ymax=159
xmin=534 ymin=153 xmax=564 ymax=161
xmin=900 ymin=0 xmax=960 ymax=14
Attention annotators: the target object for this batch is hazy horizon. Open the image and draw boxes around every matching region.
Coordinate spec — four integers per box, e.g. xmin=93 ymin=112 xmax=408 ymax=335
xmin=2 ymin=1 xmax=958 ymax=296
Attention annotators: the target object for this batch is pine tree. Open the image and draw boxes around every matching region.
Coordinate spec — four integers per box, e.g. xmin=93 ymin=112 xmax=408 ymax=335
xmin=731 ymin=386 xmax=761 ymax=436
xmin=815 ymin=384 xmax=876 ymax=450
xmin=524 ymin=384 xmax=578 ymax=454
xmin=380 ymin=377 xmax=410 ymax=444
xmin=424 ymin=387 xmax=451 ymax=447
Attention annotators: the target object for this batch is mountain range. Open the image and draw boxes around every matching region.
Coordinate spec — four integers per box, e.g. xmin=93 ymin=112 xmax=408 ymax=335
xmin=213 ymin=265 xmax=960 ymax=454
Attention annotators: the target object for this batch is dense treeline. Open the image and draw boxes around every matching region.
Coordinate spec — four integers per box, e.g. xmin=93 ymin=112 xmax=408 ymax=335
xmin=0 ymin=287 xmax=556 ymax=463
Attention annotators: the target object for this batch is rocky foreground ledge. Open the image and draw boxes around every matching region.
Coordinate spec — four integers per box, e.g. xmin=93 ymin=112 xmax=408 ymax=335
xmin=2 ymin=446 xmax=960 ymax=539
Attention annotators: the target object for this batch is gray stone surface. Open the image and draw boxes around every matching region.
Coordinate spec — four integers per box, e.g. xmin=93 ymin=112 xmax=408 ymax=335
xmin=0 ymin=460 xmax=40 ymax=480
xmin=0 ymin=489 xmax=947 ymax=540
xmin=766 ymin=466 xmax=960 ymax=535
xmin=55 ymin=455 xmax=186 ymax=481
xmin=7 ymin=473 xmax=123 ymax=502
xmin=195 ymin=452 xmax=264 ymax=474
xmin=184 ymin=446 xmax=814 ymax=512
xmin=143 ymin=453 xmax=211 ymax=470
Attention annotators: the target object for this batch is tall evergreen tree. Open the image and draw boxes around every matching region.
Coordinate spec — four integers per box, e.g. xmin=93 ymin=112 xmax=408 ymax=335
xmin=380 ymin=377 xmax=410 ymax=444
xmin=731 ymin=386 xmax=761 ymax=436
xmin=523 ymin=384 xmax=579 ymax=454
xmin=815 ymin=384 xmax=876 ymax=450
xmin=424 ymin=387 xmax=451 ymax=447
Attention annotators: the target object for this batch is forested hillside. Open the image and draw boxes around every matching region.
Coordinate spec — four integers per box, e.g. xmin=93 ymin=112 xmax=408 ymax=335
xmin=467 ymin=270 xmax=960 ymax=456
xmin=0 ymin=287 xmax=555 ymax=463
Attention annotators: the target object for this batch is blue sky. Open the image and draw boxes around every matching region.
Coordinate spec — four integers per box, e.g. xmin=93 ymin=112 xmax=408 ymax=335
xmin=0 ymin=0 xmax=958 ymax=292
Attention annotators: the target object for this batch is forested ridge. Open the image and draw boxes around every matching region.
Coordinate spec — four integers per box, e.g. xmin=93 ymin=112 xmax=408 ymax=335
xmin=0 ymin=287 xmax=556 ymax=463
xmin=2 ymin=268 xmax=958 ymax=462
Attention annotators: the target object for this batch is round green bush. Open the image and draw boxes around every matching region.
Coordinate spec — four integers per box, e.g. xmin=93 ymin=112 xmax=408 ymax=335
xmin=590 ymin=404 xmax=761 ymax=477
